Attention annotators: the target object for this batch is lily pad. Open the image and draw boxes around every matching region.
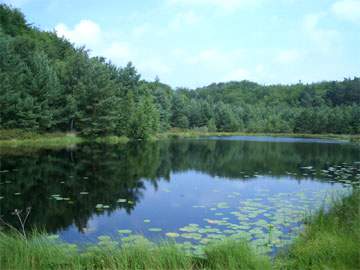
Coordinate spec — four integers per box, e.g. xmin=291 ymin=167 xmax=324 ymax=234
xmin=165 ymin=232 xmax=180 ymax=238
xmin=148 ymin=228 xmax=162 ymax=232
xmin=181 ymin=233 xmax=202 ymax=240
xmin=118 ymin=229 xmax=132 ymax=234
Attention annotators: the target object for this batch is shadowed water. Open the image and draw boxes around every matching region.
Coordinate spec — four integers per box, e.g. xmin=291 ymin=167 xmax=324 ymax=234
xmin=0 ymin=136 xmax=359 ymax=254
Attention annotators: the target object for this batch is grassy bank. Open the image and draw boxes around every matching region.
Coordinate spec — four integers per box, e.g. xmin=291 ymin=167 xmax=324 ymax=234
xmin=0 ymin=234 xmax=271 ymax=270
xmin=1 ymin=129 xmax=359 ymax=150
xmin=0 ymin=130 xmax=128 ymax=151
xmin=162 ymin=129 xmax=360 ymax=143
xmin=0 ymin=130 xmax=84 ymax=149
xmin=0 ymin=191 xmax=358 ymax=270
xmin=275 ymin=189 xmax=360 ymax=270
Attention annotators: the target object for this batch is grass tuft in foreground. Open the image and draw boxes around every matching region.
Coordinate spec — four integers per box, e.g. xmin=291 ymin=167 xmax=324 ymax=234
xmin=0 ymin=233 xmax=270 ymax=270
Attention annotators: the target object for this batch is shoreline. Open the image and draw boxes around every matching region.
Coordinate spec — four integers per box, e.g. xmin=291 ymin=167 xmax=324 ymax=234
xmin=0 ymin=130 xmax=359 ymax=150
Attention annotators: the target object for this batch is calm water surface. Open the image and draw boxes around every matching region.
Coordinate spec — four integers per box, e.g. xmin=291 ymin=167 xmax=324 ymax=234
xmin=0 ymin=136 xmax=359 ymax=254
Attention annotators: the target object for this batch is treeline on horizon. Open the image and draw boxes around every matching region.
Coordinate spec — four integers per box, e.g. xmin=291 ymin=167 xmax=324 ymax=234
xmin=0 ymin=4 xmax=359 ymax=139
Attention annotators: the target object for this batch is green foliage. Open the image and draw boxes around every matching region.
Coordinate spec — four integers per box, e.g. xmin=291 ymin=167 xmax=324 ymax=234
xmin=127 ymin=94 xmax=160 ymax=140
xmin=0 ymin=4 xmax=27 ymax=36
xmin=0 ymin=4 xmax=359 ymax=138
xmin=207 ymin=118 xmax=217 ymax=132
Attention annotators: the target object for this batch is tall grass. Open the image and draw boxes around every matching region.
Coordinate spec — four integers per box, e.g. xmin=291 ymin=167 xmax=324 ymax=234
xmin=275 ymin=190 xmax=360 ymax=269
xmin=0 ymin=129 xmax=83 ymax=149
xmin=0 ymin=233 xmax=270 ymax=270
xmin=162 ymin=129 xmax=360 ymax=143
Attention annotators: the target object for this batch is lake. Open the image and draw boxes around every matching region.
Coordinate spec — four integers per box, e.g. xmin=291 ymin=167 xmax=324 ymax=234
xmin=0 ymin=136 xmax=359 ymax=255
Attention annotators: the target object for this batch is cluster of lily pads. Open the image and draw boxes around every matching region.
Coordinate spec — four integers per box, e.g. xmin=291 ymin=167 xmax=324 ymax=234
xmin=113 ymin=185 xmax=353 ymax=255
xmin=1 ymin=162 xmax=360 ymax=257
xmin=83 ymin=162 xmax=360 ymax=256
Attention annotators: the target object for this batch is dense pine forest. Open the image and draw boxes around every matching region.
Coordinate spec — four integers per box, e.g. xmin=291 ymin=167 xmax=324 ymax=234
xmin=1 ymin=4 xmax=359 ymax=139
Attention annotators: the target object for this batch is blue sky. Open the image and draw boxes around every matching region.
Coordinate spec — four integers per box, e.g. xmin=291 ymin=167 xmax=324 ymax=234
xmin=2 ymin=0 xmax=360 ymax=88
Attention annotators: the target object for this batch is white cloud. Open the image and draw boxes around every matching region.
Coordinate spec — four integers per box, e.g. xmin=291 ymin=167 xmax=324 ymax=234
xmin=55 ymin=19 xmax=136 ymax=67
xmin=132 ymin=23 xmax=151 ymax=38
xmin=302 ymin=13 xmax=340 ymax=53
xmin=223 ymin=68 xmax=250 ymax=81
xmin=169 ymin=10 xmax=200 ymax=30
xmin=168 ymin=0 xmax=264 ymax=11
xmin=138 ymin=59 xmax=172 ymax=76
xmin=332 ymin=0 xmax=360 ymax=23
xmin=55 ymin=20 xmax=102 ymax=47
xmin=2 ymin=0 xmax=30 ymax=7
xmin=276 ymin=49 xmax=302 ymax=64
xmin=102 ymin=42 xmax=131 ymax=64
xmin=186 ymin=48 xmax=244 ymax=66
xmin=54 ymin=20 xmax=173 ymax=81
xmin=255 ymin=64 xmax=264 ymax=73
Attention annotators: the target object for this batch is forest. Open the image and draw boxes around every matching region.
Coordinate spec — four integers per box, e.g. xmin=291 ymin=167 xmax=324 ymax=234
xmin=1 ymin=4 xmax=359 ymax=139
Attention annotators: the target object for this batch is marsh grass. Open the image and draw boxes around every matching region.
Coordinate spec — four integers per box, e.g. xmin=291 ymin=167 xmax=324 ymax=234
xmin=0 ymin=232 xmax=271 ymax=270
xmin=275 ymin=190 xmax=360 ymax=269
xmin=163 ymin=129 xmax=360 ymax=143
xmin=2 ymin=128 xmax=359 ymax=151
xmin=201 ymin=240 xmax=271 ymax=270
xmin=0 ymin=130 xmax=83 ymax=149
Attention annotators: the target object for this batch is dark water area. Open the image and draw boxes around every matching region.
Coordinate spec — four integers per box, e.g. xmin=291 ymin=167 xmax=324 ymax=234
xmin=0 ymin=136 xmax=359 ymax=254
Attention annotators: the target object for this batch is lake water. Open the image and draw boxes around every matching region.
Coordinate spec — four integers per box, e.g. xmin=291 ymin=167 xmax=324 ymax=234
xmin=0 ymin=136 xmax=359 ymax=254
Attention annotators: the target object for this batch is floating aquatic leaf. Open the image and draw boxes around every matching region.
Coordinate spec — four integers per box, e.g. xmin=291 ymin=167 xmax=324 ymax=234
xmin=179 ymin=224 xmax=199 ymax=232
xmin=223 ymin=229 xmax=236 ymax=234
xmin=198 ymin=228 xmax=220 ymax=234
xmin=148 ymin=228 xmax=162 ymax=232
xmin=181 ymin=233 xmax=202 ymax=240
xmin=230 ymin=231 xmax=252 ymax=241
xmin=193 ymin=205 xmax=206 ymax=208
xmin=301 ymin=166 xmax=313 ymax=170
xmin=206 ymin=234 xmax=225 ymax=240
xmin=165 ymin=232 xmax=180 ymax=238
xmin=98 ymin=235 xmax=113 ymax=243
xmin=118 ymin=229 xmax=132 ymax=234
xmin=200 ymin=238 xmax=211 ymax=245
xmin=216 ymin=202 xmax=229 ymax=209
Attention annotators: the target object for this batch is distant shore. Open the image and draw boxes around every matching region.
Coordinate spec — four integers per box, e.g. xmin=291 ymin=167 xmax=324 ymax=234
xmin=0 ymin=129 xmax=359 ymax=150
